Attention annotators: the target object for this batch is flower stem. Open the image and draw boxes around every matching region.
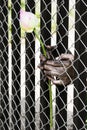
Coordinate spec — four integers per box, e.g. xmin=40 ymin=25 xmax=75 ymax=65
xmin=48 ymin=80 xmax=53 ymax=129
xmin=34 ymin=29 xmax=53 ymax=129
xmin=34 ymin=30 xmax=47 ymax=57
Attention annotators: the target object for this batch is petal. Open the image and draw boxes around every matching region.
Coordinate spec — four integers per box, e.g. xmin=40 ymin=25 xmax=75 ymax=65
xmin=20 ymin=9 xmax=38 ymax=32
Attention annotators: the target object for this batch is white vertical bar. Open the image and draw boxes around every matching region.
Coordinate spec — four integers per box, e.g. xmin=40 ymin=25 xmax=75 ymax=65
xmin=51 ymin=0 xmax=57 ymax=129
xmin=9 ymin=43 xmax=12 ymax=130
xmin=67 ymin=0 xmax=75 ymax=128
xmin=35 ymin=1 xmax=40 ymax=129
xmin=21 ymin=39 xmax=25 ymax=130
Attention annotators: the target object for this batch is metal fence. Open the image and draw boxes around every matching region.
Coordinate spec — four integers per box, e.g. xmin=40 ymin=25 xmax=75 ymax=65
xmin=0 ymin=0 xmax=87 ymax=130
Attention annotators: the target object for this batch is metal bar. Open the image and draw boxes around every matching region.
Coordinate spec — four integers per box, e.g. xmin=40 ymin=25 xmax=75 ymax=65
xmin=55 ymin=0 xmax=69 ymax=129
xmin=0 ymin=0 xmax=9 ymax=129
xmin=11 ymin=1 xmax=21 ymax=129
xmin=73 ymin=0 xmax=87 ymax=129
xmin=25 ymin=1 xmax=35 ymax=130
xmin=40 ymin=0 xmax=51 ymax=130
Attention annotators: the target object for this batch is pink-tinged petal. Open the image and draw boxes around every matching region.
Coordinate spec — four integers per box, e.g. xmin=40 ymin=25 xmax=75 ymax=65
xmin=20 ymin=9 xmax=38 ymax=32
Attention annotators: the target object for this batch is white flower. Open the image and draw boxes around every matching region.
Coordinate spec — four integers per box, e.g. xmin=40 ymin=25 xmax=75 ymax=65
xmin=20 ymin=9 xmax=38 ymax=32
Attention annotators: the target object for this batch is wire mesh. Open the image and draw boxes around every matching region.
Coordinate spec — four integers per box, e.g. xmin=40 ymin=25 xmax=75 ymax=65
xmin=0 ymin=0 xmax=87 ymax=130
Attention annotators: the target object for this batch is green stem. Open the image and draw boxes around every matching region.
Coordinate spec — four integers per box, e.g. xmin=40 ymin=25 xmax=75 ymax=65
xmin=48 ymin=80 xmax=53 ymax=129
xmin=34 ymin=30 xmax=47 ymax=57
xmin=34 ymin=29 xmax=53 ymax=129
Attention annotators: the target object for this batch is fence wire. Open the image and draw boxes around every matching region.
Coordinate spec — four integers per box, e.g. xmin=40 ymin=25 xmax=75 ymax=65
xmin=0 ymin=0 xmax=87 ymax=130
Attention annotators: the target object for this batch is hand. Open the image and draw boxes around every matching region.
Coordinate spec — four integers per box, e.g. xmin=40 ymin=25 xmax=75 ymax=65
xmin=39 ymin=48 xmax=74 ymax=86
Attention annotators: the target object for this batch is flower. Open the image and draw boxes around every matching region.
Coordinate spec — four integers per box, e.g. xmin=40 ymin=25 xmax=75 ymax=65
xmin=20 ymin=9 xmax=46 ymax=57
xmin=20 ymin=9 xmax=53 ymax=128
xmin=20 ymin=9 xmax=38 ymax=32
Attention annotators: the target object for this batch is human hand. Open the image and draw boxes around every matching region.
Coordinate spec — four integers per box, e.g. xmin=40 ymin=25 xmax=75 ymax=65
xmin=39 ymin=48 xmax=74 ymax=86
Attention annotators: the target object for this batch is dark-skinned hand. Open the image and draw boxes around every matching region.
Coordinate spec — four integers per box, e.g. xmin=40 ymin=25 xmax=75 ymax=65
xmin=38 ymin=46 xmax=74 ymax=86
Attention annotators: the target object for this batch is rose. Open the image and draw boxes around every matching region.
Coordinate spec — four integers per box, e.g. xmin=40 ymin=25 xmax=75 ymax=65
xmin=20 ymin=9 xmax=38 ymax=33
xmin=20 ymin=9 xmax=46 ymax=56
xmin=20 ymin=9 xmax=53 ymax=128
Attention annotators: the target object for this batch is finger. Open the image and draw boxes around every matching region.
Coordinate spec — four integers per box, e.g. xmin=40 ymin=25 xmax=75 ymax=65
xmin=59 ymin=54 xmax=74 ymax=61
xmin=52 ymin=79 xmax=64 ymax=85
xmin=44 ymin=65 xmax=65 ymax=73
xmin=44 ymin=70 xmax=58 ymax=76
xmin=40 ymin=54 xmax=46 ymax=62
xmin=38 ymin=64 xmax=44 ymax=70
xmin=46 ymin=45 xmax=57 ymax=59
xmin=46 ymin=45 xmax=56 ymax=51
xmin=47 ymin=76 xmax=63 ymax=85
xmin=44 ymin=68 xmax=64 ymax=76
xmin=46 ymin=60 xmax=62 ymax=67
xmin=46 ymin=59 xmax=70 ymax=67
xmin=46 ymin=51 xmax=51 ymax=59
xmin=46 ymin=75 xmax=55 ymax=81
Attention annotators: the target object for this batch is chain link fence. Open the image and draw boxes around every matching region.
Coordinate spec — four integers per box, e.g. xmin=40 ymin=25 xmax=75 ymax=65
xmin=0 ymin=0 xmax=87 ymax=130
